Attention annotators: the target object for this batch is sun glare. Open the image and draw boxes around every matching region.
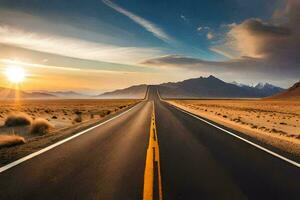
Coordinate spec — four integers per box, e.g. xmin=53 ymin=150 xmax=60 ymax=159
xmin=5 ymin=66 xmax=26 ymax=84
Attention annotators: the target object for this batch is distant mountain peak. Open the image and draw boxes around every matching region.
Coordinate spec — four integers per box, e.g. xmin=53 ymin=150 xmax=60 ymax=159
xmin=255 ymin=82 xmax=282 ymax=90
xmin=255 ymin=82 xmax=268 ymax=89
xmin=287 ymin=81 xmax=300 ymax=92
xmin=291 ymin=81 xmax=300 ymax=89
xmin=96 ymin=75 xmax=286 ymax=99
xmin=98 ymin=84 xmax=147 ymax=99
xmin=159 ymin=76 xmax=285 ymax=98
xmin=230 ymin=81 xmax=250 ymax=87
xmin=207 ymin=75 xmax=218 ymax=79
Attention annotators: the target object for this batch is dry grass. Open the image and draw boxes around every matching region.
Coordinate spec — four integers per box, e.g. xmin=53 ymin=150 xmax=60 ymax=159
xmin=0 ymin=135 xmax=26 ymax=148
xmin=30 ymin=118 xmax=53 ymax=135
xmin=0 ymin=99 xmax=138 ymax=144
xmin=4 ymin=112 xmax=32 ymax=127
xmin=0 ymin=101 xmax=139 ymax=165
xmin=0 ymin=99 xmax=137 ymax=128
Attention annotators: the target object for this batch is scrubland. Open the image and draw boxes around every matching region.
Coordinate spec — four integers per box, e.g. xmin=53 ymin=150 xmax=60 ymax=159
xmin=169 ymin=100 xmax=300 ymax=155
xmin=0 ymin=99 xmax=138 ymax=164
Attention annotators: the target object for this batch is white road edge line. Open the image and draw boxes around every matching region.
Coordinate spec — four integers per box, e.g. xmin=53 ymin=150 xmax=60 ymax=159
xmin=157 ymin=90 xmax=300 ymax=168
xmin=0 ymin=103 xmax=141 ymax=173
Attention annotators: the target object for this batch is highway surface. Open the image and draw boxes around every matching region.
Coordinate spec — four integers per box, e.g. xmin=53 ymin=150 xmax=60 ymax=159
xmin=0 ymin=86 xmax=299 ymax=199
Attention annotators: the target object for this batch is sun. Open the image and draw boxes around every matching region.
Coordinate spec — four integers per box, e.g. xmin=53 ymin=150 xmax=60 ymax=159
xmin=5 ymin=66 xmax=26 ymax=84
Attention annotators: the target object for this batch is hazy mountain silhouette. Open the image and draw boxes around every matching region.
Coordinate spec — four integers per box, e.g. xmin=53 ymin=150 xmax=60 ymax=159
xmin=98 ymin=84 xmax=148 ymax=99
xmin=0 ymin=87 xmax=56 ymax=99
xmin=45 ymin=91 xmax=89 ymax=98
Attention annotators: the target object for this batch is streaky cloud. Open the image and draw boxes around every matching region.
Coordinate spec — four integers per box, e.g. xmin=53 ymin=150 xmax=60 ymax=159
xmin=141 ymin=54 xmax=300 ymax=82
xmin=102 ymin=0 xmax=173 ymax=43
xmin=0 ymin=23 xmax=161 ymax=65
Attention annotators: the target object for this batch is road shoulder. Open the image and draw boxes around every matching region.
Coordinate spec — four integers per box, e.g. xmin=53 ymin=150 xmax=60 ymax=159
xmin=167 ymin=100 xmax=300 ymax=160
xmin=0 ymin=101 xmax=142 ymax=167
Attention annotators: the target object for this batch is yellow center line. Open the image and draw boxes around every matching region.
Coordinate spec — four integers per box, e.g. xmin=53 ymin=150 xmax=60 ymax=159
xmin=143 ymin=101 xmax=163 ymax=200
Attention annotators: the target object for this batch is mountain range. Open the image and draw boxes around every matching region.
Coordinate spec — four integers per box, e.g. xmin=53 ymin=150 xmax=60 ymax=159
xmin=0 ymin=88 xmax=89 ymax=99
xmin=42 ymin=91 xmax=89 ymax=98
xmin=159 ymin=75 xmax=285 ymax=98
xmin=231 ymin=81 xmax=285 ymax=96
xmin=98 ymin=85 xmax=148 ymax=99
xmin=0 ymin=76 xmax=291 ymax=99
xmin=98 ymin=75 xmax=285 ymax=99
xmin=0 ymin=87 xmax=56 ymax=99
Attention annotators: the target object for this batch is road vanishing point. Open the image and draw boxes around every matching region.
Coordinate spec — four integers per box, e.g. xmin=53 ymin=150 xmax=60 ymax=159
xmin=0 ymin=86 xmax=300 ymax=200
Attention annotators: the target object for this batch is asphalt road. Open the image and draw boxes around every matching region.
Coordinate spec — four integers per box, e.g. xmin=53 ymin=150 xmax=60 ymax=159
xmin=0 ymin=86 xmax=299 ymax=200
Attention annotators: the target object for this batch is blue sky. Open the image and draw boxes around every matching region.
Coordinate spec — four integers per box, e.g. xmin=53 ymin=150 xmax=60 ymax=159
xmin=0 ymin=0 xmax=298 ymax=92
xmin=1 ymin=0 xmax=278 ymax=58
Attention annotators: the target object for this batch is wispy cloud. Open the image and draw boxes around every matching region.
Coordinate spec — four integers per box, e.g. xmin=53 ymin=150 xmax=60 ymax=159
xmin=209 ymin=47 xmax=236 ymax=59
xmin=180 ymin=14 xmax=188 ymax=22
xmin=102 ymin=0 xmax=173 ymax=43
xmin=0 ymin=59 xmax=142 ymax=75
xmin=0 ymin=23 xmax=161 ymax=65
xmin=197 ymin=26 xmax=210 ymax=32
xmin=1 ymin=59 xmax=80 ymax=72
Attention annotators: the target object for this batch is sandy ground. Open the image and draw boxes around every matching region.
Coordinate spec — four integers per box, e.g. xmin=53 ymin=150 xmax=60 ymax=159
xmin=0 ymin=99 xmax=138 ymax=139
xmin=169 ymin=100 xmax=300 ymax=156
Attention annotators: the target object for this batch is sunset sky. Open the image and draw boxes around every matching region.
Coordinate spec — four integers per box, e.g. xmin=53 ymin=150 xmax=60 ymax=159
xmin=0 ymin=0 xmax=299 ymax=94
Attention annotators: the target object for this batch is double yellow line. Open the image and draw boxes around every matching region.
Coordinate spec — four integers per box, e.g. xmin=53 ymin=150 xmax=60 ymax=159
xmin=143 ymin=102 xmax=163 ymax=200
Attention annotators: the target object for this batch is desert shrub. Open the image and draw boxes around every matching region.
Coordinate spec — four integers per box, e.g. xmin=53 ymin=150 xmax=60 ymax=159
xmin=52 ymin=115 xmax=58 ymax=119
xmin=5 ymin=112 xmax=32 ymax=127
xmin=99 ymin=110 xmax=111 ymax=117
xmin=259 ymin=126 xmax=266 ymax=130
xmin=74 ymin=115 xmax=82 ymax=123
xmin=74 ymin=110 xmax=82 ymax=115
xmin=270 ymin=128 xmax=286 ymax=135
xmin=233 ymin=118 xmax=240 ymax=122
xmin=0 ymin=135 xmax=26 ymax=148
xmin=99 ymin=111 xmax=105 ymax=118
xmin=30 ymin=118 xmax=53 ymax=135
xmin=251 ymin=125 xmax=258 ymax=129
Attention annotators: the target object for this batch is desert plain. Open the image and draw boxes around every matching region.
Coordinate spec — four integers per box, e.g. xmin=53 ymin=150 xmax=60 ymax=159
xmin=0 ymin=99 xmax=138 ymax=165
xmin=169 ymin=99 xmax=300 ymax=155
